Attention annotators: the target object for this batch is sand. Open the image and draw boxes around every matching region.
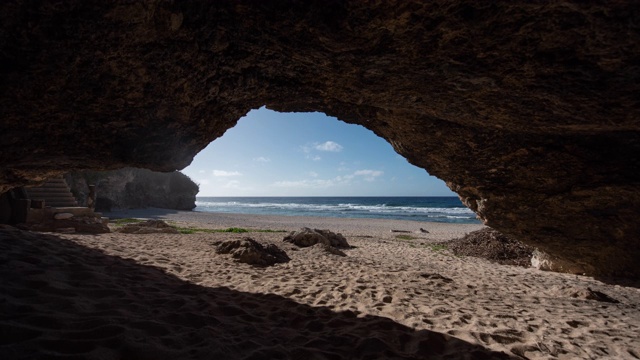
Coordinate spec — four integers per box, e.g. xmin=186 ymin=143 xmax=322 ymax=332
xmin=1 ymin=208 xmax=639 ymax=359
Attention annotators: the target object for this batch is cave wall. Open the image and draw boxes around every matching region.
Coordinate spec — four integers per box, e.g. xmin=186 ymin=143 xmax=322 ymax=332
xmin=1 ymin=1 xmax=639 ymax=277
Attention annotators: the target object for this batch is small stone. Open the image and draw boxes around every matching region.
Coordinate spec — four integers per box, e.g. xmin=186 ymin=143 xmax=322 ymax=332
xmin=54 ymin=213 xmax=74 ymax=220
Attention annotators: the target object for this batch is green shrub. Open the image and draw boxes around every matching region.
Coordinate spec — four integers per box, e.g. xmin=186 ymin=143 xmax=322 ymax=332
xmin=430 ymin=244 xmax=447 ymax=252
xmin=113 ymin=218 xmax=143 ymax=225
xmin=396 ymin=234 xmax=417 ymax=241
xmin=170 ymin=226 xmax=286 ymax=234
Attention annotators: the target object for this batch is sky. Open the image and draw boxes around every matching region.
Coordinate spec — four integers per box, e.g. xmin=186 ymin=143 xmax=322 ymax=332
xmin=181 ymin=107 xmax=457 ymax=197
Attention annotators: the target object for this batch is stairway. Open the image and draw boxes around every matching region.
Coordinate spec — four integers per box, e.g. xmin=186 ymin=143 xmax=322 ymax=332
xmin=25 ymin=177 xmax=79 ymax=208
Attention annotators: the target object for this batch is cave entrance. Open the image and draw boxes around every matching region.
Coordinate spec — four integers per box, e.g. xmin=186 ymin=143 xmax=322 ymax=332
xmin=181 ymin=107 xmax=479 ymax=224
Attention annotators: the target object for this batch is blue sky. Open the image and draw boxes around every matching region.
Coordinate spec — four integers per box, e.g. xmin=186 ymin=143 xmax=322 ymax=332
xmin=182 ymin=107 xmax=456 ymax=197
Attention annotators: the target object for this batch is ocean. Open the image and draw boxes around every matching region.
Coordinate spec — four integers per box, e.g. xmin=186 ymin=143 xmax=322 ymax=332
xmin=195 ymin=197 xmax=481 ymax=224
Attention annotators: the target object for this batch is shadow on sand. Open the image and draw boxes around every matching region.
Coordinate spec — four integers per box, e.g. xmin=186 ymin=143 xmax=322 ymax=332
xmin=0 ymin=227 xmax=517 ymax=359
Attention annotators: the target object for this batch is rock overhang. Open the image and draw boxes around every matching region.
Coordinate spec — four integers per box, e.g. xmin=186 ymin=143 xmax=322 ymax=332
xmin=0 ymin=1 xmax=639 ymax=277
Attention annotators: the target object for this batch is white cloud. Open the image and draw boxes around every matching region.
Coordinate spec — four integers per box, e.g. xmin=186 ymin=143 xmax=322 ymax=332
xmin=213 ymin=170 xmax=242 ymax=177
xmin=354 ymin=169 xmax=384 ymax=182
xmin=271 ymin=169 xmax=384 ymax=190
xmin=315 ymin=141 xmax=343 ymax=152
xmin=272 ymin=179 xmax=335 ymax=188
xmin=354 ymin=170 xmax=383 ymax=177
xmin=198 ymin=179 xmax=210 ymax=185
xmin=312 ymin=155 xmax=321 ymax=161
xmin=253 ymin=157 xmax=270 ymax=162
xmin=198 ymin=170 xmax=206 ymax=174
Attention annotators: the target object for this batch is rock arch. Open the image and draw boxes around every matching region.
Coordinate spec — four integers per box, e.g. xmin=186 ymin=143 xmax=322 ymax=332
xmin=1 ymin=1 xmax=638 ymax=277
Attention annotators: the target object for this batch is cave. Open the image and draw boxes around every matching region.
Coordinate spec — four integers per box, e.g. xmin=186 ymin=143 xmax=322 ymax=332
xmin=1 ymin=1 xmax=639 ymax=277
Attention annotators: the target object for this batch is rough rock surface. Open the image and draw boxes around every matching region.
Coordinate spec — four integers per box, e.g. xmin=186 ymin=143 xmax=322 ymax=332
xmin=215 ymin=238 xmax=290 ymax=267
xmin=0 ymin=1 xmax=639 ymax=277
xmin=444 ymin=228 xmax=534 ymax=268
xmin=284 ymin=228 xmax=351 ymax=248
xmin=115 ymin=220 xmax=179 ymax=234
xmin=65 ymin=168 xmax=198 ymax=211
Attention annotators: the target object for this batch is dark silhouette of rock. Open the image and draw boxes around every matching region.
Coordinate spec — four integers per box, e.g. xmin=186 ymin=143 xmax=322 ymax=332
xmin=284 ymin=228 xmax=351 ymax=248
xmin=215 ymin=238 xmax=290 ymax=266
xmin=65 ymin=168 xmax=198 ymax=211
xmin=0 ymin=1 xmax=638 ymax=277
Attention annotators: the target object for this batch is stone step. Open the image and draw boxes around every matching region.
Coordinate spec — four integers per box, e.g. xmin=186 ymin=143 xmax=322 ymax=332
xmin=24 ymin=176 xmax=79 ymax=208
xmin=47 ymin=203 xmax=79 ymax=208
xmin=30 ymin=196 xmax=77 ymax=203
xmin=44 ymin=199 xmax=78 ymax=207
xmin=26 ymin=190 xmax=75 ymax=196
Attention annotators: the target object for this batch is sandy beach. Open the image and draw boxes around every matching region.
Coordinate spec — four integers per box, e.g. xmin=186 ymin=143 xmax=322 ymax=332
xmin=1 ymin=208 xmax=639 ymax=359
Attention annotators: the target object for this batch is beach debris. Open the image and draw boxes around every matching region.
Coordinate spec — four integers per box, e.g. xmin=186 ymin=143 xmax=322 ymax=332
xmin=419 ymin=272 xmax=454 ymax=283
xmin=569 ymin=287 xmax=620 ymax=303
xmin=283 ymin=227 xmax=350 ymax=248
xmin=390 ymin=229 xmax=411 ymax=233
xmin=115 ymin=219 xmax=179 ymax=234
xmin=444 ymin=228 xmax=533 ymax=267
xmin=215 ymin=237 xmax=290 ymax=266
xmin=418 ymin=228 xmax=429 ymax=233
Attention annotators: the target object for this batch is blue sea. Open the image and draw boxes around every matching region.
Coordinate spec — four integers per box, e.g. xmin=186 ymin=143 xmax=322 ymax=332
xmin=195 ymin=197 xmax=480 ymax=224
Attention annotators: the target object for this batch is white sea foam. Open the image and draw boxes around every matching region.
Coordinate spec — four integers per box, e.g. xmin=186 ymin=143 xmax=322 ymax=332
xmin=194 ymin=199 xmax=477 ymax=223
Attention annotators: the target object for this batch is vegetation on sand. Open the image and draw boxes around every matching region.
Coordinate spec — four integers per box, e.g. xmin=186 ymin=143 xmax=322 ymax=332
xmin=112 ymin=218 xmax=144 ymax=225
xmin=172 ymin=226 xmax=286 ymax=234
xmin=395 ymin=234 xmax=418 ymax=241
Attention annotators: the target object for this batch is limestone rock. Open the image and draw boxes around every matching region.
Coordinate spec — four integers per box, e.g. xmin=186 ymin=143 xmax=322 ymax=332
xmin=116 ymin=220 xmax=179 ymax=234
xmin=0 ymin=1 xmax=639 ymax=277
xmin=531 ymin=249 xmax=594 ymax=275
xmin=64 ymin=168 xmax=198 ymax=211
xmin=215 ymin=238 xmax=290 ymax=266
xmin=284 ymin=228 xmax=350 ymax=248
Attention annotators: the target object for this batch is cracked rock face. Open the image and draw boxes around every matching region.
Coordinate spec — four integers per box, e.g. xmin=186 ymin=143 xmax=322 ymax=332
xmin=1 ymin=1 xmax=639 ymax=277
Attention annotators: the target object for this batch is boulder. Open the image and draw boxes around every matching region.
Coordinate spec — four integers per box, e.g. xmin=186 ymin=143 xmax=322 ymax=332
xmin=64 ymin=168 xmax=198 ymax=211
xmin=283 ymin=228 xmax=350 ymax=248
xmin=215 ymin=238 xmax=290 ymax=266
